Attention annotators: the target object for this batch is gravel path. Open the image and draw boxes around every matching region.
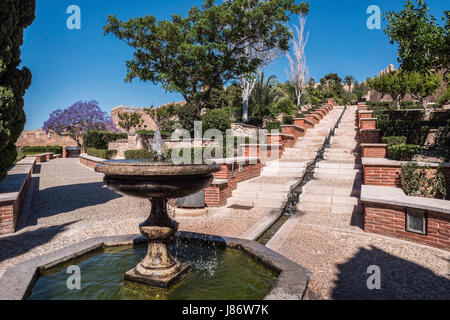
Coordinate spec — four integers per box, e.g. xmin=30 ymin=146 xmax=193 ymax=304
xmin=0 ymin=158 xmax=273 ymax=278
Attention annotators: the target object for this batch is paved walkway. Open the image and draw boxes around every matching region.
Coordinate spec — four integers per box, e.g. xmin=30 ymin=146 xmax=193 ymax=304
xmin=267 ymin=106 xmax=450 ymax=299
xmin=0 ymin=158 xmax=275 ymax=278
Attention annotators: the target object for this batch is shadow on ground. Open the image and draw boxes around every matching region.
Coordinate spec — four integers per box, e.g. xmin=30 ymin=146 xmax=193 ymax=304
xmin=29 ymin=182 xmax=122 ymax=223
xmin=0 ymin=222 xmax=76 ymax=263
xmin=332 ymin=245 xmax=450 ymax=300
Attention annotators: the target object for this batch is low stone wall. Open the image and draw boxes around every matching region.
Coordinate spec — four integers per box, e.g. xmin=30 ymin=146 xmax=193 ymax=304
xmin=204 ymin=157 xmax=262 ymax=207
xmin=79 ymin=154 xmax=105 ymax=169
xmin=231 ymin=123 xmax=259 ymax=137
xmin=360 ymin=144 xmax=387 ymax=158
xmin=361 ymin=185 xmax=450 ymax=251
xmin=362 ymin=158 xmax=450 ymax=200
xmin=0 ymin=157 xmax=36 ymax=234
xmin=25 ymin=152 xmax=54 ymax=163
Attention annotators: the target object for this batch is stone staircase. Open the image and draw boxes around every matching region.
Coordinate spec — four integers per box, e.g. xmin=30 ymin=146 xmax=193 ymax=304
xmin=226 ymin=106 xmax=344 ymax=209
xmin=297 ymin=106 xmax=364 ymax=227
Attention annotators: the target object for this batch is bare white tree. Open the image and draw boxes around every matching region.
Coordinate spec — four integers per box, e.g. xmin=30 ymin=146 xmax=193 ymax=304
xmin=240 ymin=42 xmax=280 ymax=122
xmin=286 ymin=14 xmax=309 ymax=107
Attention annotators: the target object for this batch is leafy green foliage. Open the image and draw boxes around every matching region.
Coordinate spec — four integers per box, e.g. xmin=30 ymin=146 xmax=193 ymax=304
xmin=104 ymin=0 xmax=309 ymax=113
xmin=367 ymin=71 xmax=408 ymax=108
xmin=19 ymin=146 xmax=63 ymax=154
xmin=176 ymin=103 xmax=199 ymax=134
xmin=85 ymin=148 xmax=117 ymax=160
xmin=387 ymin=144 xmax=422 ymax=161
xmin=117 ymin=112 xmax=143 ymax=133
xmin=401 ymin=162 xmax=446 ymax=199
xmin=124 ymin=149 xmax=156 ymax=160
xmin=437 ymin=86 xmax=450 ymax=107
xmin=249 ymin=73 xmax=283 ymax=119
xmin=404 ymin=71 xmax=441 ymax=107
xmin=202 ymin=108 xmax=231 ymax=134
xmin=282 ymin=115 xmax=293 ymax=125
xmin=274 ymin=98 xmax=294 ymax=115
xmin=0 ymin=0 xmax=36 ymax=182
xmin=436 ymin=125 xmax=450 ymax=161
xmin=384 ymin=0 xmax=448 ymax=74
xmin=83 ymin=131 xmax=127 ymax=150
xmin=265 ymin=121 xmax=281 ymax=132
xmin=381 ymin=136 xmax=407 ymax=147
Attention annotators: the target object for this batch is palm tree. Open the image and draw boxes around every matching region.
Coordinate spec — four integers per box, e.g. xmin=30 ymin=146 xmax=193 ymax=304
xmin=249 ymin=73 xmax=283 ymax=118
xmin=344 ymin=75 xmax=355 ymax=92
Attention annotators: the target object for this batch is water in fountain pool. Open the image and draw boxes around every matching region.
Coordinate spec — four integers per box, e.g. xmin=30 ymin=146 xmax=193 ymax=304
xmin=28 ymin=238 xmax=278 ymax=300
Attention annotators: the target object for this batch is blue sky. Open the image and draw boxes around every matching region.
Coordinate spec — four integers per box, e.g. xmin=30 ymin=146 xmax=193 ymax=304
xmin=21 ymin=0 xmax=448 ymax=130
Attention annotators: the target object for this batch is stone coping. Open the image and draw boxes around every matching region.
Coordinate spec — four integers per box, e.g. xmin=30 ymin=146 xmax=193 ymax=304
xmin=266 ymin=133 xmax=295 ymax=138
xmin=360 ymin=129 xmax=381 ymax=132
xmin=361 ymin=185 xmax=450 ymax=215
xmin=25 ymin=152 xmax=53 ymax=157
xmin=358 ymin=110 xmax=373 ymax=114
xmin=360 ymin=143 xmax=388 ymax=147
xmin=231 ymin=122 xmax=260 ymax=129
xmin=362 ymin=157 xmax=450 ymax=168
xmin=211 ymin=179 xmax=228 ymax=186
xmin=0 ymin=158 xmax=35 ymax=202
xmin=281 ymin=125 xmax=305 ymax=130
xmin=359 ymin=118 xmax=378 ymax=121
xmin=79 ymin=153 xmax=106 ymax=163
xmin=0 ymin=232 xmax=310 ymax=300
xmin=240 ymin=144 xmax=282 ymax=147
xmin=205 ymin=156 xmax=260 ymax=165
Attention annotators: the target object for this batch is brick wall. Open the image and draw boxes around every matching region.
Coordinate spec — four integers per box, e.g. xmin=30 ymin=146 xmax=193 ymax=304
xmin=205 ymin=160 xmax=262 ymax=207
xmin=361 ymin=144 xmax=387 ymax=158
xmin=360 ymin=118 xmax=377 ymax=130
xmin=364 ymin=202 xmax=450 ymax=251
xmin=360 ymin=129 xmax=380 ymax=144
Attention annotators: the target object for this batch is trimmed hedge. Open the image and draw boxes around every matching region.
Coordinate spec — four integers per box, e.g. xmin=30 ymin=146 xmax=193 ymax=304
xmin=85 ymin=148 xmax=117 ymax=160
xmin=381 ymin=136 xmax=407 ymax=147
xmin=20 ymin=146 xmax=62 ymax=154
xmin=265 ymin=121 xmax=281 ymax=132
xmin=202 ymin=108 xmax=232 ymax=134
xmin=282 ymin=115 xmax=293 ymax=125
xmin=387 ymin=144 xmax=421 ymax=161
xmin=124 ymin=149 xmax=155 ymax=160
xmin=83 ymin=131 xmax=127 ymax=150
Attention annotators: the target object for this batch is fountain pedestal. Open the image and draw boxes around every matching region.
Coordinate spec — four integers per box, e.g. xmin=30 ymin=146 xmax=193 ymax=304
xmin=124 ymin=198 xmax=190 ymax=288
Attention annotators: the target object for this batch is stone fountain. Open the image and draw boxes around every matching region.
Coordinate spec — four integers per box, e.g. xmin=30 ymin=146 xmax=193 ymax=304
xmin=95 ymin=132 xmax=220 ymax=288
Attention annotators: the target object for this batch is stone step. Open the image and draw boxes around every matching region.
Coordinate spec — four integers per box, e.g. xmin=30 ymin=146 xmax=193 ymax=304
xmin=300 ymin=194 xmax=360 ymax=205
xmin=316 ymin=162 xmax=362 ymax=170
xmin=266 ymin=160 xmax=308 ymax=168
xmin=238 ymin=178 xmax=297 ymax=192
xmin=297 ymin=202 xmax=364 ymax=214
xmin=261 ymin=170 xmax=305 ymax=178
xmin=232 ymin=189 xmax=288 ymax=200
xmin=313 ymin=172 xmax=363 ymax=181
xmin=314 ymin=168 xmax=362 ymax=175
xmin=302 ymin=184 xmax=361 ymax=197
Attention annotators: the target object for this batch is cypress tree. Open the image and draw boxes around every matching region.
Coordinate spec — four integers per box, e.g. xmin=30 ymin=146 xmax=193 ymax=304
xmin=0 ymin=0 xmax=36 ymax=181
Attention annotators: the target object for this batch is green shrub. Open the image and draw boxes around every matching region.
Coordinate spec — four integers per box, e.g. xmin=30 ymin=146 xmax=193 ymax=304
xmin=294 ymin=112 xmax=305 ymax=118
xmin=387 ymin=144 xmax=421 ymax=161
xmin=20 ymin=146 xmax=63 ymax=154
xmin=376 ymin=119 xmax=430 ymax=145
xmin=168 ymin=147 xmax=226 ymax=163
xmin=401 ymin=162 xmax=446 ymax=199
xmin=85 ymin=148 xmax=117 ymax=160
xmin=124 ymin=149 xmax=155 ymax=160
xmin=381 ymin=136 xmax=407 ymax=147
xmin=83 ymin=131 xmax=127 ymax=150
xmin=282 ymin=115 xmax=293 ymax=125
xmin=436 ymin=126 xmax=450 ymax=162
xmin=176 ymin=103 xmax=199 ymax=134
xmin=265 ymin=121 xmax=281 ymax=132
xmin=136 ymin=129 xmax=155 ymax=135
xmin=246 ymin=117 xmax=263 ymax=128
xmin=274 ymin=99 xmax=293 ymax=115
xmin=202 ymin=109 xmax=231 ymax=134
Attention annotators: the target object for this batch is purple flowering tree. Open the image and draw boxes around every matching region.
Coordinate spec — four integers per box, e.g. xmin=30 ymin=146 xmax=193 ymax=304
xmin=43 ymin=101 xmax=118 ymax=147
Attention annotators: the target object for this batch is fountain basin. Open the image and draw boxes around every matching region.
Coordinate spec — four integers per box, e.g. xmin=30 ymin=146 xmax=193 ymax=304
xmin=94 ymin=160 xmax=221 ymax=288
xmin=0 ymin=233 xmax=311 ymax=300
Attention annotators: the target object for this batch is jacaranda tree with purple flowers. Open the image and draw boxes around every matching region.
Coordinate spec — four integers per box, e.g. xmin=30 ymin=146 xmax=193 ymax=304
xmin=43 ymin=101 xmax=118 ymax=147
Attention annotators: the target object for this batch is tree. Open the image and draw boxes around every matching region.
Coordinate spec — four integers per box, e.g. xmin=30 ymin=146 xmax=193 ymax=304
xmin=384 ymin=0 xmax=448 ymax=74
xmin=43 ymin=101 xmax=118 ymax=147
xmin=317 ymin=73 xmax=345 ymax=103
xmin=0 ymin=0 xmax=36 ymax=182
xmin=344 ymin=75 xmax=355 ymax=91
xmin=104 ymin=0 xmax=309 ymax=116
xmin=249 ymin=73 xmax=283 ymax=118
xmin=117 ymin=112 xmax=143 ymax=133
xmin=352 ymin=81 xmax=369 ymax=102
xmin=286 ymin=14 xmax=309 ymax=107
xmin=404 ymin=71 xmax=441 ymax=109
xmin=367 ymin=71 xmax=408 ymax=109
